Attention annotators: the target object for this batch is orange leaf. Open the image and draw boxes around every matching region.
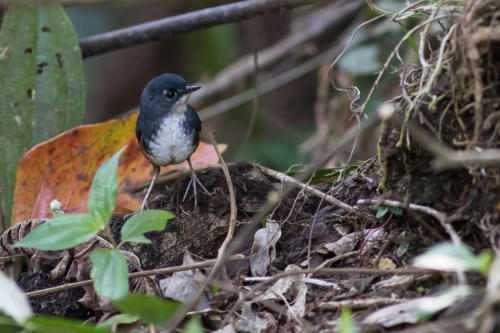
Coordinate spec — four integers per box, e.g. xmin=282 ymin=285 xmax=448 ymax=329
xmin=11 ymin=114 xmax=226 ymax=225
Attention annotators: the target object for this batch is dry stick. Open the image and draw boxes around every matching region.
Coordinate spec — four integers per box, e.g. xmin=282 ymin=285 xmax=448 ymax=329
xmin=80 ymin=0 xmax=320 ymax=58
xmin=319 ymin=297 xmax=407 ymax=310
xmin=24 ymin=254 xmax=245 ymax=298
xmin=356 ymin=198 xmax=461 ymax=245
xmin=255 ymin=164 xmax=355 ymax=212
xmin=166 ymin=132 xmax=237 ymax=331
xmin=0 ymin=254 xmax=26 ymax=261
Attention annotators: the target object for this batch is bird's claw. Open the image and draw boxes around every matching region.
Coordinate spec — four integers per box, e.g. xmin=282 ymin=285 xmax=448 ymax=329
xmin=182 ymin=172 xmax=208 ymax=209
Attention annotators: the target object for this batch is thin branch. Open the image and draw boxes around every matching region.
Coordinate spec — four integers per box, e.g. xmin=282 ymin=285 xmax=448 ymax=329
xmin=410 ymin=124 xmax=500 ymax=169
xmin=255 ymin=164 xmax=355 ymax=212
xmin=357 ymin=198 xmax=461 ymax=245
xmin=319 ymin=297 xmax=407 ymax=310
xmin=166 ymin=131 xmax=238 ymax=330
xmin=24 ymin=254 xmax=245 ymax=298
xmin=0 ymin=254 xmax=26 ymax=261
xmin=80 ymin=0 xmax=320 ymax=58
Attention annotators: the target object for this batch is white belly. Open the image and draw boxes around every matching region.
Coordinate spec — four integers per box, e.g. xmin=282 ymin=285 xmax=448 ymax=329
xmin=145 ymin=113 xmax=196 ymax=166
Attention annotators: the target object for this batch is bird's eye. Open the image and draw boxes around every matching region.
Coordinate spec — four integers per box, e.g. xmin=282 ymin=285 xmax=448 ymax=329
xmin=165 ymin=90 xmax=176 ymax=99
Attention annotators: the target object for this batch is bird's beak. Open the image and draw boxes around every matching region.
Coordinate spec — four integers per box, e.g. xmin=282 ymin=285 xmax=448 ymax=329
xmin=185 ymin=85 xmax=201 ymax=93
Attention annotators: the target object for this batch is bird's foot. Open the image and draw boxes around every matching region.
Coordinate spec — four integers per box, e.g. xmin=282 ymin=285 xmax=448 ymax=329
xmin=124 ymin=202 xmax=149 ymax=219
xmin=182 ymin=171 xmax=209 ymax=209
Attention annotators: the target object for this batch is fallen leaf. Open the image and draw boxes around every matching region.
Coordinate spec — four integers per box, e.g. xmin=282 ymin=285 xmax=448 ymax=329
xmin=253 ymin=265 xmax=308 ymax=320
xmin=159 ymin=251 xmax=210 ymax=310
xmin=11 ymin=114 xmax=226 ymax=224
xmin=250 ymin=220 xmax=281 ymax=277
xmin=377 ymin=257 xmax=396 ymax=270
xmin=363 ymin=286 xmax=474 ymax=327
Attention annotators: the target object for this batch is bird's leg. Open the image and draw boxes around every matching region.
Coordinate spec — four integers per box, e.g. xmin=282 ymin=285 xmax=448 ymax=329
xmin=140 ymin=165 xmax=160 ymax=212
xmin=182 ymin=157 xmax=209 ymax=208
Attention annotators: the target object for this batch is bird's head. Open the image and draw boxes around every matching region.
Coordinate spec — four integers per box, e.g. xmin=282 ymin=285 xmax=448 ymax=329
xmin=140 ymin=73 xmax=201 ymax=115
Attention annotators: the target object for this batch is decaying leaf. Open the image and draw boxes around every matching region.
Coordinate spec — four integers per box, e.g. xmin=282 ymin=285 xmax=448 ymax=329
xmin=363 ymin=286 xmax=475 ymax=327
xmin=11 ymin=113 xmax=227 ymax=224
xmin=317 ymin=228 xmax=387 ymax=256
xmin=253 ymin=265 xmax=308 ymax=320
xmin=235 ymin=304 xmax=277 ymax=333
xmin=159 ymin=251 xmax=210 ymax=310
xmin=250 ymin=220 xmax=281 ymax=277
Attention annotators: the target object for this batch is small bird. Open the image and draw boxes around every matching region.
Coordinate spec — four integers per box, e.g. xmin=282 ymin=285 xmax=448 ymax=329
xmin=136 ymin=73 xmax=207 ymax=211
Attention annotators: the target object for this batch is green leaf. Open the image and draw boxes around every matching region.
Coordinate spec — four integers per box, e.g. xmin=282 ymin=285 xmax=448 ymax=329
xmin=0 ymin=315 xmax=22 ymax=333
xmin=185 ymin=316 xmax=203 ymax=333
xmin=88 ymin=146 xmax=126 ymax=227
xmin=112 ymin=294 xmax=182 ymax=325
xmin=376 ymin=206 xmax=389 ymax=218
xmin=389 ymin=207 xmax=403 ymax=216
xmin=121 ymin=210 xmax=173 ymax=244
xmin=90 ymin=249 xmax=129 ymax=300
xmin=0 ymin=271 xmax=33 ymax=324
xmin=0 ymin=4 xmax=85 ymax=223
xmin=14 ymin=214 xmax=99 ymax=250
xmin=413 ymin=242 xmax=493 ymax=276
xmin=339 ymin=307 xmax=354 ymax=333
xmin=96 ymin=314 xmax=139 ymax=329
xmin=25 ymin=316 xmax=109 ymax=333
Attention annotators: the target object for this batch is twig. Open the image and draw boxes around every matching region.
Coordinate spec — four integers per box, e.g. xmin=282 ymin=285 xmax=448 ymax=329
xmin=314 ymin=250 xmax=358 ymax=270
xmin=255 ymin=164 xmax=355 ymax=212
xmin=0 ymin=254 xmax=26 ymax=261
xmin=307 ymin=192 xmax=327 ymax=269
xmin=80 ymin=0 xmax=320 ymax=58
xmin=24 ymin=254 xmax=245 ymax=298
xmin=356 ymin=198 xmax=461 ymax=245
xmin=166 ymin=131 xmax=237 ymax=331
xmin=244 ymin=276 xmax=339 ymax=288
xmin=319 ymin=297 xmax=407 ymax=310
xmin=412 ymin=123 xmax=500 ymax=169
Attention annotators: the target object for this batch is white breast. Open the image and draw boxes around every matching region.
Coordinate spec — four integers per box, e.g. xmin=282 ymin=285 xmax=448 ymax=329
xmin=145 ymin=113 xmax=196 ymax=166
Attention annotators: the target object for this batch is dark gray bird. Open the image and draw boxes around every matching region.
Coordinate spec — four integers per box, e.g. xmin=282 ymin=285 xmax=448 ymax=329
xmin=136 ymin=73 xmax=206 ymax=210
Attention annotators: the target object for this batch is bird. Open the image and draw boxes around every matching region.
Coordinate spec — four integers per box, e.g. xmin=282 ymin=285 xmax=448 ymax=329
xmin=136 ymin=73 xmax=207 ymax=211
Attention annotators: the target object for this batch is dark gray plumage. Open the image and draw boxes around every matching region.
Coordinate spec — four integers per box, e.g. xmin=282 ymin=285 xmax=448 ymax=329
xmin=136 ymin=73 xmax=205 ymax=210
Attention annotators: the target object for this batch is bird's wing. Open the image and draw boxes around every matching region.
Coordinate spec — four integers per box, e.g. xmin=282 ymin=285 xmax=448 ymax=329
xmin=186 ymin=105 xmax=201 ymax=146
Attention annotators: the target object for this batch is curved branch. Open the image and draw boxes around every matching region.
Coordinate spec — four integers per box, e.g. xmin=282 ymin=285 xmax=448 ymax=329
xmin=80 ymin=0 xmax=319 ymax=58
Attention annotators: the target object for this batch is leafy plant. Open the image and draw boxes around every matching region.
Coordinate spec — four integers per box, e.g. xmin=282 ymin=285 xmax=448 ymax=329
xmin=413 ymin=242 xmax=492 ymax=276
xmin=0 ymin=3 xmax=85 ymax=225
xmin=15 ymin=146 xmax=174 ymax=301
xmin=376 ymin=205 xmax=403 ymax=218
